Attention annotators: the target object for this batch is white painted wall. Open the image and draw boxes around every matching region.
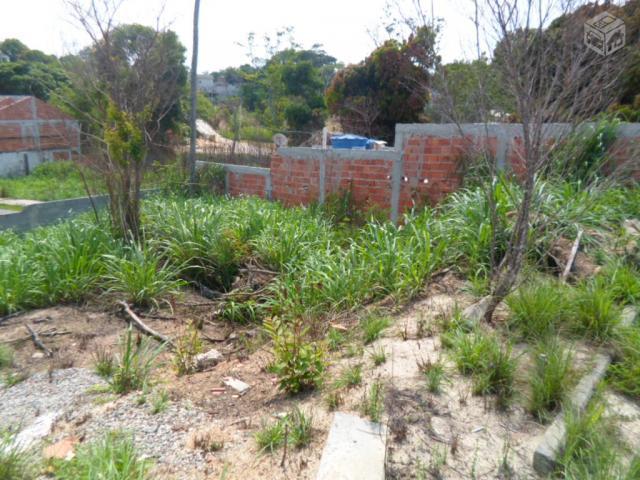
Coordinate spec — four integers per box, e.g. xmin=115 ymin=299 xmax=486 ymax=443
xmin=0 ymin=151 xmax=45 ymax=177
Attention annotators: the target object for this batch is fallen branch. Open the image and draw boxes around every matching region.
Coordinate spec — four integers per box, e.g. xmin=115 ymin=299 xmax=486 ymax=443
xmin=240 ymin=267 xmax=278 ymax=276
xmin=561 ymin=230 xmax=583 ymax=281
xmin=117 ymin=301 xmax=175 ymax=349
xmin=0 ymin=311 xmax=24 ymax=327
xmin=25 ymin=324 xmax=53 ymax=357
xmin=2 ymin=329 xmax=71 ymax=345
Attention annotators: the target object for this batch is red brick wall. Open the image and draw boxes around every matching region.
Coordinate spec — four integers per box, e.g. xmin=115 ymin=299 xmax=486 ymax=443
xmin=271 ymin=153 xmax=321 ymax=206
xmin=227 ymin=171 xmax=268 ymax=198
xmin=324 ymin=156 xmax=394 ymax=209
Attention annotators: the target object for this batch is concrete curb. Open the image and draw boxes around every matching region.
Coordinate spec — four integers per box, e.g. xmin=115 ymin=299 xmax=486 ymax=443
xmin=532 ymin=306 xmax=638 ymax=475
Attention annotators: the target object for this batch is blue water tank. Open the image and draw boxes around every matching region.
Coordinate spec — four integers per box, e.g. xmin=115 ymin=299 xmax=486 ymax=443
xmin=331 ymin=134 xmax=374 ymax=150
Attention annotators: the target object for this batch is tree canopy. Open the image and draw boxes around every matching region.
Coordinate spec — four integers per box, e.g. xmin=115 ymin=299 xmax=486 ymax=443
xmin=326 ymin=26 xmax=439 ymax=142
xmin=0 ymin=38 xmax=69 ymax=100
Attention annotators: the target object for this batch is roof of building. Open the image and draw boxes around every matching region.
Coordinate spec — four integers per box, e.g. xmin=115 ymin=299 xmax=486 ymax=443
xmin=0 ymin=95 xmax=75 ymax=122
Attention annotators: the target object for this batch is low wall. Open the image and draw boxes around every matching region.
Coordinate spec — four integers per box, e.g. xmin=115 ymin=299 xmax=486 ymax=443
xmin=0 ymin=195 xmax=109 ymax=233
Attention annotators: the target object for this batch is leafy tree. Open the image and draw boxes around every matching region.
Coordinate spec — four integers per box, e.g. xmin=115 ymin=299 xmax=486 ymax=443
xmin=0 ymin=38 xmax=69 ymax=100
xmin=61 ymin=1 xmax=188 ymax=238
xmin=326 ymin=26 xmax=438 ymax=142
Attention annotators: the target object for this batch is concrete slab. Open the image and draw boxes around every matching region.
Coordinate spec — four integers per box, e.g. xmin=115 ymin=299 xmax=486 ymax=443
xmin=316 ymin=412 xmax=387 ymax=480
xmin=14 ymin=411 xmax=61 ymax=449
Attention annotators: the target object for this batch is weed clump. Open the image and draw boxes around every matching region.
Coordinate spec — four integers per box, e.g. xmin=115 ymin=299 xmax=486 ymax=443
xmin=360 ymin=313 xmax=391 ymax=344
xmin=0 ymin=345 xmax=13 ymax=370
xmin=450 ymin=329 xmax=517 ymax=406
xmin=571 ymin=281 xmax=621 ymax=342
xmin=0 ymin=429 xmax=37 ymax=480
xmin=53 ymin=431 xmax=151 ymax=479
xmin=173 ymin=323 xmax=202 ymax=376
xmin=360 ymin=380 xmax=385 ymax=422
xmin=418 ymin=357 xmax=447 ymax=394
xmin=609 ymin=326 xmax=640 ymax=399
xmin=254 ymin=408 xmax=314 ymax=453
xmin=109 ymin=327 xmax=164 ymax=394
xmin=506 ymin=279 xmax=570 ymax=340
xmin=528 ymin=338 xmax=573 ymax=421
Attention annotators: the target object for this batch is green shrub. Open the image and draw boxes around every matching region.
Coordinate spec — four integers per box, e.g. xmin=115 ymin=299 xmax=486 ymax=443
xmin=264 ymin=318 xmax=326 ymax=394
xmin=506 ymin=279 xmax=571 ymax=340
xmin=53 ymin=431 xmax=151 ymax=479
xmin=528 ymin=338 xmax=573 ymax=421
xmin=110 ymin=327 xmax=164 ymax=394
xmin=571 ymin=282 xmax=621 ymax=342
xmin=103 ymin=242 xmax=185 ymax=308
xmin=0 ymin=429 xmax=37 ymax=480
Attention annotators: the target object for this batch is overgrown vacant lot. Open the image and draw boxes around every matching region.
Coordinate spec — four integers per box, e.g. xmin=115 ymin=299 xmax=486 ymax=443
xmin=1 ymin=178 xmax=640 ymax=479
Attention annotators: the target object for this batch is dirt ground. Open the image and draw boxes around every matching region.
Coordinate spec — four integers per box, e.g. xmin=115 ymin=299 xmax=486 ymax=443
xmin=1 ymin=280 xmax=639 ymax=479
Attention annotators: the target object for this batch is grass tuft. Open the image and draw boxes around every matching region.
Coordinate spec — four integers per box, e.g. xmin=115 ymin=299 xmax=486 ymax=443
xmin=528 ymin=338 xmax=573 ymax=421
xmin=360 ymin=380 xmax=385 ymax=422
xmin=53 ymin=431 xmax=151 ymax=479
xmin=109 ymin=327 xmax=164 ymax=395
xmin=360 ymin=313 xmax=391 ymax=344
xmin=571 ymin=281 xmax=621 ymax=342
xmin=0 ymin=429 xmax=37 ymax=480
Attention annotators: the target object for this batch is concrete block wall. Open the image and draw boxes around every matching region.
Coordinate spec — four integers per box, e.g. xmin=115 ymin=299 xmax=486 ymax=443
xmin=198 ymin=122 xmax=639 ymax=221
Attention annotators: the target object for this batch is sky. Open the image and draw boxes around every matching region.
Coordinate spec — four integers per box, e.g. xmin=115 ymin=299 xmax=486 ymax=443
xmin=1 ymin=0 xmax=484 ymax=72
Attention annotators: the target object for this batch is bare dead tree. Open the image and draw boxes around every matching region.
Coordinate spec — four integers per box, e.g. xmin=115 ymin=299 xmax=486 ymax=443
xmin=477 ymin=0 xmax=628 ymax=320
xmin=60 ymin=0 xmax=186 ymax=239
xmin=188 ymin=0 xmax=201 ymax=193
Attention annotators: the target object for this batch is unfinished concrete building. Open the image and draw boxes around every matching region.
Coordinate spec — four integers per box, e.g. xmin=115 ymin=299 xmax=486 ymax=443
xmin=0 ymin=95 xmax=80 ymax=177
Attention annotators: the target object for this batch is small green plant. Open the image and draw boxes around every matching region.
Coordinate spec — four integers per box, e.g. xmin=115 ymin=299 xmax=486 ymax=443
xmin=3 ymin=371 xmax=28 ymax=387
xmin=370 ymin=346 xmax=387 ymax=366
xmin=221 ymin=300 xmax=260 ymax=324
xmin=360 ymin=313 xmax=391 ymax=344
xmin=92 ymin=347 xmax=115 ymax=379
xmin=254 ymin=408 xmax=315 ymax=453
xmin=0 ymin=345 xmax=13 ymax=370
xmin=596 ymin=262 xmax=640 ymax=306
xmin=418 ymin=357 xmax=447 ymax=394
xmin=110 ymin=327 xmax=164 ymax=395
xmin=173 ymin=322 xmax=202 ymax=376
xmin=333 ymin=364 xmax=362 ymax=389
xmin=255 ymin=420 xmax=285 ymax=453
xmin=506 ymin=279 xmax=570 ymax=340
xmin=571 ymin=282 xmax=621 ymax=342
xmin=264 ymin=318 xmax=326 ymax=394
xmin=439 ymin=307 xmax=475 ymax=349
xmin=0 ymin=429 xmax=37 ymax=480
xmin=53 ymin=431 xmax=152 ymax=479
xmin=151 ymin=389 xmax=170 ymax=415
xmin=288 ymin=407 xmax=314 ymax=449
xmin=360 ymin=380 xmax=385 ymax=422
xmin=528 ymin=338 xmax=574 ymax=421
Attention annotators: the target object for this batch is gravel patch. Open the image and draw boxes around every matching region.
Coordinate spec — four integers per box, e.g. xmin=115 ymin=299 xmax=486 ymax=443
xmin=75 ymin=397 xmax=213 ymax=478
xmin=0 ymin=367 xmax=105 ymax=430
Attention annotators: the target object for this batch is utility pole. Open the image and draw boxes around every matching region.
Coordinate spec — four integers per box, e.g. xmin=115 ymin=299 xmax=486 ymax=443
xmin=188 ymin=0 xmax=201 ymax=193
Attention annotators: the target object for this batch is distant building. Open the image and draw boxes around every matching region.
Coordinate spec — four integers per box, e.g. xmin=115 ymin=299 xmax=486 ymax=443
xmin=0 ymin=95 xmax=81 ymax=177
xmin=0 ymin=52 xmax=9 ymax=63
xmin=197 ymin=74 xmax=241 ymax=102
